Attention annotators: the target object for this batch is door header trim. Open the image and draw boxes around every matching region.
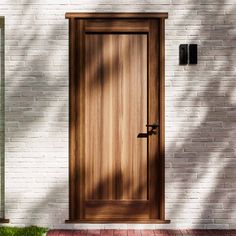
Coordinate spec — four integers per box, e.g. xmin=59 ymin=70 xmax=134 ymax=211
xmin=65 ymin=12 xmax=168 ymax=19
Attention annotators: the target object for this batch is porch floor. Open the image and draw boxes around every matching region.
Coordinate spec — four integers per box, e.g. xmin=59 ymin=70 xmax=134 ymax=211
xmin=47 ymin=230 xmax=236 ymax=236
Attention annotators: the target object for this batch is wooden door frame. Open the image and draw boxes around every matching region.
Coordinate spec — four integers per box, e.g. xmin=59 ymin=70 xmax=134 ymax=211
xmin=65 ymin=13 xmax=169 ymax=224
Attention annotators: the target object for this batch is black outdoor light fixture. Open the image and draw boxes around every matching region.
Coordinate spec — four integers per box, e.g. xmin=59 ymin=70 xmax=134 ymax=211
xmin=179 ymin=44 xmax=198 ymax=65
xmin=179 ymin=44 xmax=188 ymax=65
xmin=189 ymin=44 xmax=198 ymax=64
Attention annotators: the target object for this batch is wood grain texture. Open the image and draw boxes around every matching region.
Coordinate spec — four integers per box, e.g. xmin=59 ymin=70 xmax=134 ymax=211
xmin=68 ymin=18 xmax=76 ymax=220
xmin=148 ymin=19 xmax=160 ymax=219
xmin=84 ymin=19 xmax=150 ymax=32
xmin=66 ymin=12 xmax=168 ymax=19
xmin=85 ymin=200 xmax=149 ymax=219
xmin=84 ymin=34 xmax=148 ymax=201
xmin=67 ymin=15 xmax=168 ymax=223
xmin=76 ymin=19 xmax=86 ymax=219
xmin=65 ymin=219 xmax=170 ymax=224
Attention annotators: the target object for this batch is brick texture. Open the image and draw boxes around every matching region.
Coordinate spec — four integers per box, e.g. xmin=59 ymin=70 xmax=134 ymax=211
xmin=0 ymin=0 xmax=235 ymax=230
xmin=47 ymin=229 xmax=236 ymax=236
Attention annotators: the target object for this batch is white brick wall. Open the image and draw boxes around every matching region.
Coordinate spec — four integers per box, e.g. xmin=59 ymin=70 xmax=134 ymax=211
xmin=0 ymin=19 xmax=4 ymax=219
xmin=0 ymin=0 xmax=236 ymax=230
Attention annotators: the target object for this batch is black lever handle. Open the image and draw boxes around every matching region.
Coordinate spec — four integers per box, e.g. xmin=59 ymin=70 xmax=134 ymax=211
xmin=137 ymin=133 xmax=148 ymax=138
xmin=137 ymin=122 xmax=159 ymax=138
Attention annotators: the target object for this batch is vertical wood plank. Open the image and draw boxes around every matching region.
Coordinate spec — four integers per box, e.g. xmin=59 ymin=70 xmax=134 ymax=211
xmin=148 ymin=19 xmax=160 ymax=219
xmin=77 ymin=19 xmax=85 ymax=219
xmin=84 ymin=34 xmax=148 ymax=202
xmin=68 ymin=18 xmax=76 ymax=220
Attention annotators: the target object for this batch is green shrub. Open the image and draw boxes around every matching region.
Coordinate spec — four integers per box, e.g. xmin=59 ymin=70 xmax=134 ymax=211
xmin=0 ymin=226 xmax=47 ymax=236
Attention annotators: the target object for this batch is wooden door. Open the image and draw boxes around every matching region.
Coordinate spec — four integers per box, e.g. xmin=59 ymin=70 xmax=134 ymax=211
xmin=66 ymin=13 xmax=169 ymax=223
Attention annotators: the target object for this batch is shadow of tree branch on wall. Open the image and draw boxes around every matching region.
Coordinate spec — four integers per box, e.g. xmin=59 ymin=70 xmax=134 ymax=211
xmin=5 ymin=0 xmax=69 ymax=227
xmin=165 ymin=0 xmax=236 ymax=228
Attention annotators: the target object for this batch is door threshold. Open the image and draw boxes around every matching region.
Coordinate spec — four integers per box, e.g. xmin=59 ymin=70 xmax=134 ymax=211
xmin=65 ymin=219 xmax=170 ymax=224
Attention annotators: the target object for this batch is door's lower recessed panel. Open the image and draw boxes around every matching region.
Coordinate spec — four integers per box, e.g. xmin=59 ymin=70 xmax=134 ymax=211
xmin=85 ymin=200 xmax=149 ymax=220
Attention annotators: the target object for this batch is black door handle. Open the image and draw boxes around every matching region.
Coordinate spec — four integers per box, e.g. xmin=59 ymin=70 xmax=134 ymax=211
xmin=137 ymin=122 xmax=159 ymax=138
xmin=137 ymin=132 xmax=148 ymax=138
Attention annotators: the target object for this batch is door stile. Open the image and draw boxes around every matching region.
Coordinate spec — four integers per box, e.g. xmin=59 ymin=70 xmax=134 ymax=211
xmin=148 ymin=19 xmax=160 ymax=219
xmin=76 ymin=19 xmax=86 ymax=219
xmin=69 ymin=18 xmax=76 ymax=220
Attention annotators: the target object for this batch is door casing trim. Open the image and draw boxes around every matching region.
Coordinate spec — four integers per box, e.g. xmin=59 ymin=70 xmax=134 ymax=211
xmin=66 ymin=12 xmax=169 ymax=223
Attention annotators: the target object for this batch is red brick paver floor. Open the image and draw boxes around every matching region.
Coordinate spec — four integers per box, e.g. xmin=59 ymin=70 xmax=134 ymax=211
xmin=47 ymin=230 xmax=236 ymax=236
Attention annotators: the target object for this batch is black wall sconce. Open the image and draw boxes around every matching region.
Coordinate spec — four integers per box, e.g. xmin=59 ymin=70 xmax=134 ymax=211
xmin=179 ymin=44 xmax=198 ymax=65
xmin=179 ymin=44 xmax=188 ymax=65
xmin=189 ymin=44 xmax=197 ymax=64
